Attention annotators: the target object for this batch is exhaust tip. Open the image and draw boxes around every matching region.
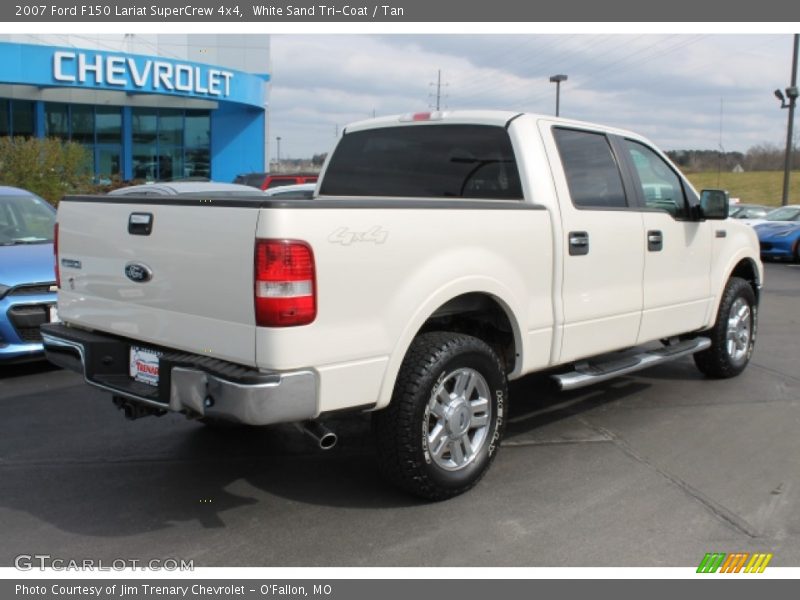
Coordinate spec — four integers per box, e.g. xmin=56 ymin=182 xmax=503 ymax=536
xmin=297 ymin=420 xmax=338 ymax=451
xmin=318 ymin=432 xmax=338 ymax=451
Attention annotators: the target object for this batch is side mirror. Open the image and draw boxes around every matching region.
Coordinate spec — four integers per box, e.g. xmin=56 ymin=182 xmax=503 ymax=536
xmin=699 ymin=189 xmax=729 ymax=220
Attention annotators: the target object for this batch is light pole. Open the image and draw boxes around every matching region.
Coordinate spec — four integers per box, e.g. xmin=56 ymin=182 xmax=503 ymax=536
xmin=276 ymin=136 xmax=282 ymax=171
xmin=549 ymin=74 xmax=568 ymax=117
xmin=775 ymin=34 xmax=799 ymax=206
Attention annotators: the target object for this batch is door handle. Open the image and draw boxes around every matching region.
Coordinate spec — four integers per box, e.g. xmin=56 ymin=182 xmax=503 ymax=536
xmin=128 ymin=212 xmax=154 ymax=236
xmin=568 ymin=231 xmax=589 ymax=256
xmin=647 ymin=230 xmax=663 ymax=252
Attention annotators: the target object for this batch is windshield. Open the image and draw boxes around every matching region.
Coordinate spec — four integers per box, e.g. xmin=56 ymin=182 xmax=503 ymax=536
xmin=764 ymin=206 xmax=800 ymax=222
xmin=0 ymin=194 xmax=56 ymax=245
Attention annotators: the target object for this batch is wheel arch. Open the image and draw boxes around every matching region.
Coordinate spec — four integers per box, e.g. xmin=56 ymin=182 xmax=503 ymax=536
xmin=374 ymin=284 xmax=524 ymax=411
xmin=707 ymin=253 xmax=762 ymax=327
xmin=729 ymin=257 xmax=762 ymax=304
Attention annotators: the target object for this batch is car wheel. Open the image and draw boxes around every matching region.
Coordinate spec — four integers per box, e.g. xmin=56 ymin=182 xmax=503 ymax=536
xmin=694 ymin=277 xmax=757 ymax=379
xmin=372 ymin=332 xmax=507 ymax=501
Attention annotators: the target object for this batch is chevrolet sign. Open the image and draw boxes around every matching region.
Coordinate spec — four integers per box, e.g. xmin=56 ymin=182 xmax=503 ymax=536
xmin=53 ymin=51 xmax=234 ymax=98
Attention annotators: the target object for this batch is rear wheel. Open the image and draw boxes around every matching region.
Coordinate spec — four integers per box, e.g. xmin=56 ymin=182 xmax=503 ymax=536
xmin=694 ymin=277 xmax=757 ymax=378
xmin=372 ymin=332 xmax=507 ymax=500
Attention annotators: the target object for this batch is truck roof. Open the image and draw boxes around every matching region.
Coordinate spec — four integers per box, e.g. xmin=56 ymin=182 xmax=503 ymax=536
xmin=343 ymin=110 xmax=643 ymax=141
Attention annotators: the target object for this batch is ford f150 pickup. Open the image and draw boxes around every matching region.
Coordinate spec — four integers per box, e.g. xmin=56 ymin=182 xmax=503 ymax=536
xmin=43 ymin=110 xmax=763 ymax=500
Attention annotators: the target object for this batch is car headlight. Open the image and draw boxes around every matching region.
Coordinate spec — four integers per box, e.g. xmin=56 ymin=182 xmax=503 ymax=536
xmin=0 ymin=284 xmax=10 ymax=300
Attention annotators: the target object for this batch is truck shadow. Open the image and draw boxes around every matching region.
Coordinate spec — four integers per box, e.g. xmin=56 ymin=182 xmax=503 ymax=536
xmin=0 ymin=360 xmax=60 ymax=379
xmin=0 ymin=366 xmax=677 ymax=550
xmin=505 ymin=372 xmax=652 ymax=436
xmin=0 ymin=426 xmax=407 ymax=548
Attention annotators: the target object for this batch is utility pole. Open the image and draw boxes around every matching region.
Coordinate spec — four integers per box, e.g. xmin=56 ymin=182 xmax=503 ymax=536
xmin=276 ymin=136 xmax=281 ymax=170
xmin=435 ymin=70 xmax=441 ymax=111
xmin=717 ymin=98 xmax=724 ymax=187
xmin=781 ymin=34 xmax=799 ymax=206
xmin=429 ymin=70 xmax=447 ymax=111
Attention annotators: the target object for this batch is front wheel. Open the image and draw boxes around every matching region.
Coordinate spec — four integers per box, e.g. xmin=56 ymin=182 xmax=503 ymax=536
xmin=694 ymin=277 xmax=757 ymax=378
xmin=372 ymin=332 xmax=507 ymax=501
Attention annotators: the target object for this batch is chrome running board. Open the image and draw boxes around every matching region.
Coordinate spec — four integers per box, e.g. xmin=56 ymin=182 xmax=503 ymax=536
xmin=553 ymin=337 xmax=711 ymax=391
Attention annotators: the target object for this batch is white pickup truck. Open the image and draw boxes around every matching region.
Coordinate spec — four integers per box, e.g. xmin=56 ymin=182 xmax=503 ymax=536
xmin=43 ymin=110 xmax=762 ymax=500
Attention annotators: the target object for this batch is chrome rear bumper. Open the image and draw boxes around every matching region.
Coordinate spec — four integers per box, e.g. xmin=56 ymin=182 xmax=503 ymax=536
xmin=41 ymin=323 xmax=318 ymax=426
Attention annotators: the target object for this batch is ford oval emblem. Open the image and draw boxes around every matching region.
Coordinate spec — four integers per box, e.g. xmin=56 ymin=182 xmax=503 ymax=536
xmin=124 ymin=262 xmax=153 ymax=283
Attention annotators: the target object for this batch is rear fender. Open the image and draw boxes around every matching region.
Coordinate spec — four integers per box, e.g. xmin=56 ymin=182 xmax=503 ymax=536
xmin=374 ymin=278 xmax=524 ymax=411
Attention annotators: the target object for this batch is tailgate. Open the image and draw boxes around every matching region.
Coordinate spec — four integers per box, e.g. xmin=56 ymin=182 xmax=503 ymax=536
xmin=56 ymin=198 xmax=260 ymax=367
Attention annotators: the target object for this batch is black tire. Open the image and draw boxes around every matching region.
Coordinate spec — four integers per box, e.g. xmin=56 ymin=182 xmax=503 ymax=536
xmin=372 ymin=332 xmax=507 ymax=501
xmin=693 ymin=277 xmax=757 ymax=378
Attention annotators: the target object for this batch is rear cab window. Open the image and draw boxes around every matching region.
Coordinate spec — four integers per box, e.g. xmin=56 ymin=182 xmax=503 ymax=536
xmin=319 ymin=124 xmax=523 ymax=200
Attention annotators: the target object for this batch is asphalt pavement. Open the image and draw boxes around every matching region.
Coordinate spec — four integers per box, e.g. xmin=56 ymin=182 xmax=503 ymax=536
xmin=1 ymin=263 xmax=798 ymax=567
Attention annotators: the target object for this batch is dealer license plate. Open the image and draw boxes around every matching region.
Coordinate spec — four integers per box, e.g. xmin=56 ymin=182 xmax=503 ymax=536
xmin=129 ymin=346 xmax=162 ymax=387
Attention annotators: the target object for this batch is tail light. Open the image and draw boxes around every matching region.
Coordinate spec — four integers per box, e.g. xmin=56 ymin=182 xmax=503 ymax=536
xmin=254 ymin=239 xmax=316 ymax=327
xmin=53 ymin=222 xmax=60 ymax=288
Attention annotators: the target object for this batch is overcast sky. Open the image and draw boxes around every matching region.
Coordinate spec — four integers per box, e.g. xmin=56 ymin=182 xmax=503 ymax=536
xmin=268 ymin=34 xmax=796 ymax=160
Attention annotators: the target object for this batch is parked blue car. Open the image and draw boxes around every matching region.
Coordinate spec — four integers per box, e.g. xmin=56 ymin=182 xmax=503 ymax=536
xmin=755 ymin=221 xmax=800 ymax=262
xmin=0 ymin=186 xmax=57 ymax=363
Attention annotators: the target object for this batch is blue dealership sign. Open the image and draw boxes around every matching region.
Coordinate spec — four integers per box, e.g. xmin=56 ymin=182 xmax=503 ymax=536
xmin=0 ymin=41 xmax=268 ymax=107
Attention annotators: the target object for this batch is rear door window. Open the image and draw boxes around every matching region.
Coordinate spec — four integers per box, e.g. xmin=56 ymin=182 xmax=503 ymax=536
xmin=320 ymin=124 xmax=523 ymax=199
xmin=553 ymin=128 xmax=628 ymax=209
